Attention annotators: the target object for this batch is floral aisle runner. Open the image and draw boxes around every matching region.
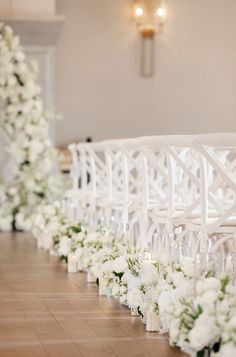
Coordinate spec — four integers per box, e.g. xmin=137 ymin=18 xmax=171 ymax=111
xmin=33 ymin=202 xmax=236 ymax=357
xmin=0 ymin=23 xmax=62 ymax=231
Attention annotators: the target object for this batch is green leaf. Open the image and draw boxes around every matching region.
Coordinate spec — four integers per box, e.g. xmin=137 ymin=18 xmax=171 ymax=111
xmin=71 ymin=226 xmax=81 ymax=233
xmin=113 ymin=271 xmax=124 ymax=280
xmin=205 ymin=270 xmax=215 ymax=278
xmin=36 ymin=192 xmax=45 ymax=199
xmin=213 ymin=340 xmax=221 ymax=353
xmin=221 ymin=275 xmax=230 ymax=294
xmin=60 ymin=255 xmax=68 ymax=263
xmin=137 ymin=306 xmax=144 ymax=319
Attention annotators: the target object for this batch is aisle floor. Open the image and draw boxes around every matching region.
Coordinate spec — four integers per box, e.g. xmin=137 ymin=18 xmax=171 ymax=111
xmin=0 ymin=233 xmax=187 ymax=357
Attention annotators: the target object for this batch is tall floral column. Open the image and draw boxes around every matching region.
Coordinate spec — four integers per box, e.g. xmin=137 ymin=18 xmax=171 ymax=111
xmin=0 ymin=23 xmax=62 ymax=231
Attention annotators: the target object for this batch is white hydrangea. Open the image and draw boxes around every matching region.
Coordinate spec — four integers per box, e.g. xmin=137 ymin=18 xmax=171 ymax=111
xmin=188 ymin=312 xmax=221 ymax=352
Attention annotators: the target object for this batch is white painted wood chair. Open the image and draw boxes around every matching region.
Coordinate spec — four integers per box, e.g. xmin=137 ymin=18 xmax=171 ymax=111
xmin=187 ymin=133 xmax=236 ymax=251
xmin=103 ymin=138 xmax=141 ymax=226
xmin=140 ymin=135 xmax=198 ymax=251
xmin=65 ymin=143 xmax=81 ymax=219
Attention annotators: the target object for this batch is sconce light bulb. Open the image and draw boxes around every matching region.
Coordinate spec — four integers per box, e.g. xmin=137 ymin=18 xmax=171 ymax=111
xmin=156 ymin=7 xmax=166 ymax=17
xmin=135 ymin=7 xmax=144 ymax=17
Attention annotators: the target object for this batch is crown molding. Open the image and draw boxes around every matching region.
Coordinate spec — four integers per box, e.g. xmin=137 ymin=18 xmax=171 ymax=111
xmin=0 ymin=15 xmax=65 ymax=45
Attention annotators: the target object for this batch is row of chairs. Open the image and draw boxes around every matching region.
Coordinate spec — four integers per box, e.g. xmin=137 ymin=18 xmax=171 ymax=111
xmin=66 ymin=133 xmax=236 ymax=255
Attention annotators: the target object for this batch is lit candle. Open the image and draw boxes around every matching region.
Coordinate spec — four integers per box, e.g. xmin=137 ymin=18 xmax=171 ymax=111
xmin=146 ymin=307 xmax=160 ymax=332
xmin=87 ymin=271 xmax=97 ymax=283
xmin=67 ymin=253 xmax=78 ymax=273
xmin=99 ymin=277 xmax=110 ymax=296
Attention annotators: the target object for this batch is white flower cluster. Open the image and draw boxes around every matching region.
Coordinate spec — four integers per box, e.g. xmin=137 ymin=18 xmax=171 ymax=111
xmin=0 ymin=23 xmax=62 ymax=231
xmin=33 ymin=209 xmax=236 ymax=357
xmin=152 ymin=261 xmax=236 ymax=357
xmin=32 ymin=201 xmax=86 ymax=258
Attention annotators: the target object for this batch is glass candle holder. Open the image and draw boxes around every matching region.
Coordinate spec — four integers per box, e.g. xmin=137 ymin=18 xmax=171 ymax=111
xmin=225 ymin=252 xmax=236 ymax=285
xmin=194 ymin=252 xmax=222 ymax=295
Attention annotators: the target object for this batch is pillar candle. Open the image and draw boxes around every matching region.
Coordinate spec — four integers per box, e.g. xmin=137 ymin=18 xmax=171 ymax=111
xmin=146 ymin=308 xmax=160 ymax=332
xmin=87 ymin=271 xmax=97 ymax=283
xmin=99 ymin=278 xmax=110 ymax=296
xmin=67 ymin=253 xmax=77 ymax=273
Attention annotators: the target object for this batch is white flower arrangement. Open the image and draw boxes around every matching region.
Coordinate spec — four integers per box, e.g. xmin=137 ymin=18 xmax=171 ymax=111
xmin=213 ymin=312 xmax=236 ymax=356
xmin=55 ymin=221 xmax=87 ymax=261
xmin=32 ymin=201 xmax=65 ymax=250
xmin=106 ymin=254 xmax=141 ymax=305
xmin=81 ymin=226 xmax=118 ymax=277
xmin=167 ymin=275 xmax=236 ymax=357
xmin=32 ymin=201 xmax=87 ymax=259
xmin=0 ymin=23 xmax=62 ymax=231
xmin=32 ymin=212 xmax=236 ymax=356
xmin=127 ymin=260 xmax=159 ymax=319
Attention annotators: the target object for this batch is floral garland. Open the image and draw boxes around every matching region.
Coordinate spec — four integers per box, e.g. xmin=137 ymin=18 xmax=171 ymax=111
xmin=0 ymin=23 xmax=62 ymax=231
xmin=33 ymin=203 xmax=236 ymax=357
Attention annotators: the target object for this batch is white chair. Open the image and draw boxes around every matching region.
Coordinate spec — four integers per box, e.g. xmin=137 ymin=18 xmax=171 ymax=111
xmin=65 ymin=143 xmax=81 ymax=219
xmin=103 ymin=138 xmax=141 ymax=226
xmin=189 ymin=133 xmax=236 ymax=236
xmin=140 ymin=136 xmax=197 ymax=247
xmin=85 ymin=142 xmax=107 ymax=225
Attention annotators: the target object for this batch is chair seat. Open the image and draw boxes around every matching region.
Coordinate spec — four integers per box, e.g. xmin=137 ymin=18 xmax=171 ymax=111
xmin=150 ymin=208 xmax=219 ymax=221
xmin=97 ymin=194 xmax=140 ymax=209
xmin=192 ymin=216 xmax=236 ymax=227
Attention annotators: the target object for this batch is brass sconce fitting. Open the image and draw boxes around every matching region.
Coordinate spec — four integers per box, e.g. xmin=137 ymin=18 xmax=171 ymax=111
xmin=133 ymin=0 xmax=167 ymax=77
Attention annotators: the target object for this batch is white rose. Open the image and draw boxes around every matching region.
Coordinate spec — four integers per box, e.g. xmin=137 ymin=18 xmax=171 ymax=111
xmin=158 ymin=290 xmax=175 ymax=315
xmin=34 ymin=214 xmax=45 ymax=229
xmin=112 ymin=256 xmax=128 ymax=272
xmin=140 ymin=261 xmax=158 ymax=285
xmin=196 ymin=278 xmax=220 ymax=295
xmin=101 ymin=260 xmax=114 ymax=274
xmin=180 ymin=256 xmax=195 ymax=277
xmin=127 ymin=288 xmax=143 ymax=308
xmin=201 ymin=290 xmax=218 ymax=305
xmin=189 ymin=313 xmax=220 ymax=352
xmin=58 ymin=237 xmax=71 ymax=256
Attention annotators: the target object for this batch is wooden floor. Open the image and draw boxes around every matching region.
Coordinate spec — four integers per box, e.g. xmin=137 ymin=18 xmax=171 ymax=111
xmin=0 ymin=232 xmax=187 ymax=357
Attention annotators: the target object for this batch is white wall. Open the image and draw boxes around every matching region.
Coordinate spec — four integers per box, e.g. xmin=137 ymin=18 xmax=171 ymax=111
xmin=55 ymin=0 xmax=236 ymax=144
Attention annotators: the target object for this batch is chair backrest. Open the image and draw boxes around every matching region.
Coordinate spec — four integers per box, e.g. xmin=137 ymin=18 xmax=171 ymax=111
xmin=194 ymin=133 xmax=236 ymax=233
xmin=68 ymin=143 xmax=80 ymax=190
xmin=77 ymin=142 xmax=107 ymax=223
xmin=103 ymin=140 xmax=125 ymax=204
xmin=164 ymin=136 xmax=200 ymax=224
xmin=139 ymin=135 xmax=196 ymax=219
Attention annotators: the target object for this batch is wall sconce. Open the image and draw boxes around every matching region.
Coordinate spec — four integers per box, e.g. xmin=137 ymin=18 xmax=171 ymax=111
xmin=133 ymin=0 xmax=167 ymax=77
